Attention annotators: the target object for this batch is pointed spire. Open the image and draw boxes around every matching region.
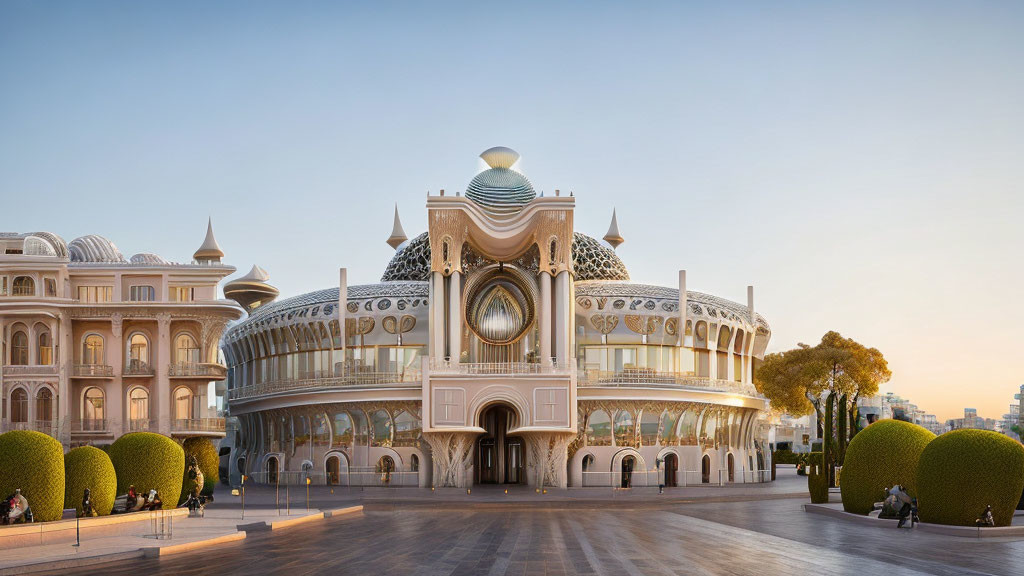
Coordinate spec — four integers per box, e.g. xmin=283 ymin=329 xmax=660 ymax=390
xmin=194 ymin=217 xmax=224 ymax=263
xmin=603 ymin=208 xmax=624 ymax=249
xmin=386 ymin=204 xmax=408 ymax=250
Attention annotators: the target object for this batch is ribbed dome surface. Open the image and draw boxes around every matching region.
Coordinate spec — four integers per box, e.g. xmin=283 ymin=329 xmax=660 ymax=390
xmin=130 ymin=253 xmax=168 ymax=265
xmin=69 ymin=235 xmax=125 ymax=263
xmin=466 ymin=168 xmax=536 ymax=217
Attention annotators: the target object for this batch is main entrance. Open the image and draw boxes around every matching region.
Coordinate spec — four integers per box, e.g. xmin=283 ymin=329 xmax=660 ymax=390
xmin=477 ymin=404 xmax=525 ymax=484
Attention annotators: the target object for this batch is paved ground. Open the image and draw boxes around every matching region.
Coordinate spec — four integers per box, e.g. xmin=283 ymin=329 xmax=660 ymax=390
xmin=49 ymin=469 xmax=1023 ymax=576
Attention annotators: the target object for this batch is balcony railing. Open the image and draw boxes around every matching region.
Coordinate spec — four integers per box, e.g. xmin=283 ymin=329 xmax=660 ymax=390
xmin=72 ymin=364 xmax=114 ymax=378
xmin=128 ymin=418 xmax=155 ymax=432
xmin=71 ymin=419 xmax=109 ymax=433
xmin=0 ymin=419 xmax=60 ymax=436
xmin=2 ymin=365 xmax=58 ymax=376
xmin=428 ymin=360 xmax=573 ymax=375
xmin=169 ymin=362 xmax=227 ymax=379
xmin=229 ymin=369 xmax=422 ymax=401
xmin=577 ymin=369 xmax=760 ymax=396
xmin=123 ymin=361 xmax=154 ymax=376
xmin=171 ymin=418 xmax=226 ymax=433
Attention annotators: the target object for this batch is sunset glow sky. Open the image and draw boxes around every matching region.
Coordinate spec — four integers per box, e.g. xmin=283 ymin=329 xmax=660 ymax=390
xmin=3 ymin=1 xmax=1023 ymax=421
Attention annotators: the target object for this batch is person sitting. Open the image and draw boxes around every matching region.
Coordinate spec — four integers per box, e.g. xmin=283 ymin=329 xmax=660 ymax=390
xmin=81 ymin=488 xmax=97 ymax=517
xmin=141 ymin=489 xmax=162 ymax=511
xmin=976 ymin=505 xmax=995 ymax=527
xmin=124 ymin=485 xmax=139 ymax=512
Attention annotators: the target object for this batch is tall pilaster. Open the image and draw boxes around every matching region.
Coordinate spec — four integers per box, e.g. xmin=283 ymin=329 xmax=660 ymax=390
xmin=448 ymin=271 xmax=461 ymax=364
xmin=156 ymin=313 xmax=171 ymax=434
xmin=539 ymin=272 xmax=552 ymax=365
xmin=109 ymin=314 xmax=124 ymax=434
xmin=430 ymin=272 xmax=445 ymax=361
xmin=338 ymin=268 xmax=347 ymax=361
xmin=554 ymin=270 xmax=570 ymax=364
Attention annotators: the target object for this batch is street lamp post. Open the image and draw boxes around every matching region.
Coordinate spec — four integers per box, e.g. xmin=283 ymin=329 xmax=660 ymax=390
xmin=306 ymin=476 xmax=311 ymax=512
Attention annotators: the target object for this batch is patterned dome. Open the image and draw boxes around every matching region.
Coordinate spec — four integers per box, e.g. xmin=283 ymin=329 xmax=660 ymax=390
xmin=130 ymin=252 xmax=168 ymax=265
xmin=69 ymin=235 xmax=125 ymax=263
xmin=381 ymin=231 xmax=629 ymax=282
xmin=465 ymin=147 xmax=536 ymax=218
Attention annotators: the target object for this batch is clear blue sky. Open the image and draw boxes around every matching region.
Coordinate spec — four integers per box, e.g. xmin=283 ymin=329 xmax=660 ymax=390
xmin=3 ymin=1 xmax=1023 ymax=421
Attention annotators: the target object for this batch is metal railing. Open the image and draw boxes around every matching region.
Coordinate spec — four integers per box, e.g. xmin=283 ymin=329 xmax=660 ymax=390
xmin=171 ymin=418 xmax=226 ymax=433
xmin=129 ymin=418 xmax=156 ymax=432
xmin=72 ymin=419 xmax=109 ymax=433
xmin=2 ymin=365 xmax=58 ymax=376
xmin=582 ymin=470 xmax=662 ymax=488
xmin=123 ymin=361 xmax=154 ymax=376
xmin=246 ymin=468 xmax=419 ymax=487
xmin=428 ymin=359 xmax=573 ymax=375
xmin=72 ymin=364 xmax=114 ymax=377
xmin=577 ymin=369 xmax=759 ymax=396
xmin=229 ymin=369 xmax=422 ymax=401
xmin=169 ymin=362 xmax=227 ymax=378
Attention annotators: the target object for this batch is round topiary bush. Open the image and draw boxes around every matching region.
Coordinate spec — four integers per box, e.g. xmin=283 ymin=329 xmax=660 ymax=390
xmin=64 ymin=446 xmax=116 ymax=516
xmin=840 ymin=419 xmax=935 ymax=514
xmin=180 ymin=437 xmax=219 ymax=502
xmin=108 ymin=432 xmax=184 ymax=510
xmin=917 ymin=429 xmax=1024 ymax=527
xmin=0 ymin=430 xmax=65 ymax=521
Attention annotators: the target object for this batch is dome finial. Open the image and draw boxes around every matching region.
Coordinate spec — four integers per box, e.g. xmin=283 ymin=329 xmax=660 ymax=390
xmin=603 ymin=208 xmax=624 ymax=249
xmin=194 ymin=217 xmax=224 ymax=263
xmin=387 ymin=203 xmax=408 ymax=250
xmin=225 ymin=264 xmax=279 ymax=313
xmin=479 ymin=146 xmax=520 ymax=169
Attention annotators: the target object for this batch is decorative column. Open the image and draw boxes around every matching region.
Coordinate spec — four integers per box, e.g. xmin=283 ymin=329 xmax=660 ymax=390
xmin=430 ymin=272 xmax=445 ymax=361
xmin=58 ymin=312 xmax=72 ymax=440
xmin=554 ymin=270 xmax=570 ymax=365
xmin=678 ymin=270 xmax=687 ymax=346
xmin=539 ymin=272 xmax=552 ymax=365
xmin=746 ymin=286 xmax=756 ymax=385
xmin=156 ymin=313 xmax=171 ymax=435
xmin=338 ymin=268 xmax=347 ymax=363
xmin=109 ymin=314 xmax=124 ymax=435
xmin=448 ymin=271 xmax=461 ymax=364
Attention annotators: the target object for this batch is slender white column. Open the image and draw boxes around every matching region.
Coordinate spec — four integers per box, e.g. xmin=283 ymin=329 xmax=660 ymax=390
xmin=338 ymin=268 xmax=347 ymax=357
xmin=58 ymin=313 xmax=71 ymax=437
xmin=448 ymin=271 xmax=461 ymax=364
xmin=156 ymin=314 xmax=171 ymax=434
xmin=109 ymin=316 xmax=124 ymax=435
xmin=430 ymin=272 xmax=445 ymax=361
xmin=554 ymin=270 xmax=570 ymax=364
xmin=678 ymin=270 xmax=687 ymax=345
xmin=539 ymin=272 xmax=552 ymax=365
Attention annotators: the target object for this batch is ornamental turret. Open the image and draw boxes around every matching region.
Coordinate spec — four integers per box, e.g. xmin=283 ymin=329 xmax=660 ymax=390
xmin=193 ymin=218 xmax=225 ymax=264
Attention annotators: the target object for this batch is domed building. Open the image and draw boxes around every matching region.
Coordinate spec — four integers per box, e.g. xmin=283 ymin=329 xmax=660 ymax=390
xmin=222 ymin=147 xmax=772 ymax=489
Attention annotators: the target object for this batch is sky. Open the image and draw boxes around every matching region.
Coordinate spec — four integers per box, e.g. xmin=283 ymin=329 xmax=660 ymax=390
xmin=2 ymin=1 xmax=1023 ymax=422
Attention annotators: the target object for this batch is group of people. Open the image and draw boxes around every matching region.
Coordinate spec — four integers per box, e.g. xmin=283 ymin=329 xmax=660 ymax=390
xmin=113 ymin=485 xmax=164 ymax=514
xmin=1 ymin=489 xmax=32 ymax=524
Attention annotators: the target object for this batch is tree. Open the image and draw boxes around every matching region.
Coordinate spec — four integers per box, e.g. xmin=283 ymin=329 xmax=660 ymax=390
xmin=755 ymin=331 xmax=892 ymax=484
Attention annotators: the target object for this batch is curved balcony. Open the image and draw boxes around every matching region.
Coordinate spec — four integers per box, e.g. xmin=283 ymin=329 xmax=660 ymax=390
xmin=171 ymin=418 xmax=226 ymax=435
xmin=228 ymin=369 xmax=422 ymax=401
xmin=576 ymin=369 xmax=760 ymax=396
xmin=72 ymin=364 xmax=114 ymax=378
xmin=169 ymin=362 xmax=227 ymax=380
xmin=428 ymin=360 xmax=573 ymax=375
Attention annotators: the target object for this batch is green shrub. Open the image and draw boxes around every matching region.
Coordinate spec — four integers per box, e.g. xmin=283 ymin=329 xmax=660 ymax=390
xmin=773 ymin=450 xmax=802 ymax=465
xmin=840 ymin=419 xmax=935 ymax=514
xmin=917 ymin=429 xmax=1024 ymax=527
xmin=108 ymin=432 xmax=184 ymax=510
xmin=808 ymin=470 xmax=830 ymax=503
xmin=0 ymin=431 xmax=65 ymax=521
xmin=180 ymin=437 xmax=219 ymax=502
xmin=64 ymin=446 xmax=117 ymax=516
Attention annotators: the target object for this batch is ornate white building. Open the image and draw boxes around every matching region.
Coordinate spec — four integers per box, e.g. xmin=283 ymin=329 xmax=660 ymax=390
xmin=0 ymin=223 xmax=242 ymax=447
xmin=223 ymin=147 xmax=772 ymax=489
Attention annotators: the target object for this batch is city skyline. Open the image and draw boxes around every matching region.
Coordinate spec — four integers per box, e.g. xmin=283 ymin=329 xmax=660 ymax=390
xmin=4 ymin=1 xmax=1023 ymax=421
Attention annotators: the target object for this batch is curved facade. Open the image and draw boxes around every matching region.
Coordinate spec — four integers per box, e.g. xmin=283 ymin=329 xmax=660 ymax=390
xmin=223 ymin=148 xmax=773 ymax=490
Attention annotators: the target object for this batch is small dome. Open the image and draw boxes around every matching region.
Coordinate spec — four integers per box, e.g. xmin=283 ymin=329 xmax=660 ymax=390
xmin=130 ymin=253 xmax=168 ymax=265
xmin=465 ymin=147 xmax=536 ymax=218
xmin=225 ymin=265 xmax=279 ymax=313
xmin=24 ymin=232 xmax=68 ymax=258
xmin=69 ymin=235 xmax=125 ymax=263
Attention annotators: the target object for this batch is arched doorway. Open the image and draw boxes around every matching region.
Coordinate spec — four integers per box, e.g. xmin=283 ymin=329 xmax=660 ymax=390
xmin=621 ymin=455 xmax=636 ymax=488
xmin=326 ymin=455 xmax=341 ymax=485
xmin=701 ymin=454 xmax=711 ymax=484
xmin=267 ymin=456 xmax=279 ymax=484
xmin=477 ymin=404 xmax=524 ymax=484
xmin=727 ymin=453 xmax=735 ymax=482
xmin=377 ymin=455 xmax=395 ymax=485
xmin=663 ymin=453 xmax=678 ymax=487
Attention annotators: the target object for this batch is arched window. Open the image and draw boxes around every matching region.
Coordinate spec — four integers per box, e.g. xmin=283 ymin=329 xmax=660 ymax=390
xmin=12 ymin=276 xmax=34 ymax=297
xmin=582 ymin=454 xmax=594 ymax=472
xmin=312 ymin=413 xmax=330 ymax=447
xmin=173 ymin=386 xmax=193 ymax=421
xmin=585 ymin=410 xmax=612 ymax=446
xmin=44 ymin=278 xmax=57 ymax=297
xmin=370 ymin=410 xmax=392 ymax=447
xmin=129 ymin=388 xmax=150 ymax=423
xmin=83 ymin=387 xmax=105 ymax=422
xmin=128 ymin=333 xmax=149 ymax=370
xmin=83 ymin=334 xmax=104 ymax=365
xmin=37 ymin=330 xmax=52 ymax=365
xmin=410 ymin=454 xmax=419 ymax=473
xmin=35 ymin=387 xmax=53 ymax=422
xmin=332 ymin=412 xmax=353 ymax=448
xmin=659 ymin=410 xmax=679 ymax=446
xmin=639 ymin=410 xmax=659 ymax=446
xmin=11 ymin=331 xmax=28 ymax=365
xmin=175 ymin=333 xmax=200 ymax=364
xmin=393 ymin=410 xmax=420 ymax=447
xmin=10 ymin=388 xmax=28 ymax=423
xmin=613 ymin=410 xmax=635 ymax=447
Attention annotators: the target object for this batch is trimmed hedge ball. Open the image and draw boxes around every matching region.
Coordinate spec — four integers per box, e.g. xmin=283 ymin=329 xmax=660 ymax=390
xmin=180 ymin=437 xmax=219 ymax=501
xmin=64 ymin=446 xmax=117 ymax=516
xmin=0 ymin=430 xmax=65 ymax=522
xmin=108 ymin=432 xmax=184 ymax=510
xmin=840 ymin=419 xmax=935 ymax=514
xmin=917 ymin=429 xmax=1024 ymax=527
